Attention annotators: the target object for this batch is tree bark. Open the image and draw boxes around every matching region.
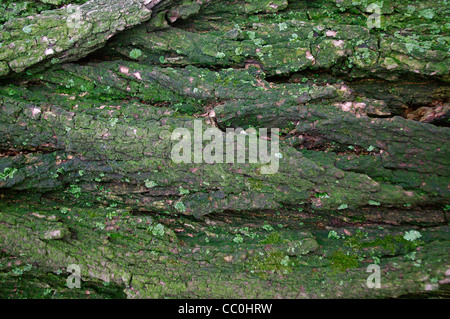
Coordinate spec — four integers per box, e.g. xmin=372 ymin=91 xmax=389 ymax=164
xmin=0 ymin=0 xmax=175 ymax=77
xmin=0 ymin=0 xmax=449 ymax=299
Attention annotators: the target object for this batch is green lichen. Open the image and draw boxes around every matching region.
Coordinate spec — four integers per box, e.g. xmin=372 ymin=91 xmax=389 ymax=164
xmin=232 ymin=234 xmax=244 ymax=244
xmin=345 ymin=231 xmax=423 ymax=256
xmin=403 ymin=230 xmax=422 ymax=242
xmin=144 ymin=180 xmax=157 ymax=188
xmin=179 ymin=187 xmax=190 ymax=195
xmin=248 ymin=250 xmax=294 ymax=277
xmin=261 ymin=222 xmax=275 ymax=232
xmin=0 ymin=167 xmax=18 ymax=180
xmin=129 ymin=49 xmax=143 ymax=59
xmin=174 ymin=201 xmax=186 ymax=213
xmin=22 ymin=25 xmax=32 ymax=34
xmin=147 ymin=223 xmax=165 ymax=237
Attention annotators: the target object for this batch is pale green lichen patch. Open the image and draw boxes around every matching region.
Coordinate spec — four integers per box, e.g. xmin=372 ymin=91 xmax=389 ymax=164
xmin=0 ymin=167 xmax=18 ymax=180
xmin=403 ymin=230 xmax=422 ymax=242
xmin=129 ymin=49 xmax=143 ymax=59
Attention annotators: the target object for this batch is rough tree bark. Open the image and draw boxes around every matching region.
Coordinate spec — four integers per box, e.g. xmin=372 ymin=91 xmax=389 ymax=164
xmin=0 ymin=0 xmax=449 ymax=299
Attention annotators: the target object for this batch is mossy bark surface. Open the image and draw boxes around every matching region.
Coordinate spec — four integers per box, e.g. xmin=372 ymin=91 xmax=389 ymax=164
xmin=0 ymin=0 xmax=449 ymax=298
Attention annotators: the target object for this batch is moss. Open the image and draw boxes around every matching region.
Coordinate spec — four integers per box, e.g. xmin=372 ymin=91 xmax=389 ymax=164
xmin=247 ymin=250 xmax=294 ymax=277
xmin=330 ymin=250 xmax=359 ymax=272
xmin=345 ymin=231 xmax=423 ymax=255
xmin=260 ymin=232 xmax=282 ymax=244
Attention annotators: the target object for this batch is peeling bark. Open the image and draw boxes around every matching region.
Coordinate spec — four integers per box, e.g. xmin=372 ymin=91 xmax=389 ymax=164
xmin=0 ymin=0 xmax=166 ymax=77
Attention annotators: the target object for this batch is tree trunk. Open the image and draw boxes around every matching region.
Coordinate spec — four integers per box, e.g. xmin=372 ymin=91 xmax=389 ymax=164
xmin=0 ymin=0 xmax=449 ymax=299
